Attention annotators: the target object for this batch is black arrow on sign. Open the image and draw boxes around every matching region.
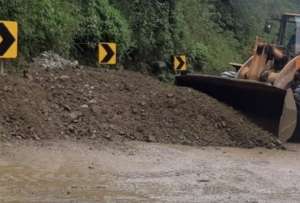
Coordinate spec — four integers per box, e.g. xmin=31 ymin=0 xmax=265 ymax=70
xmin=101 ymin=43 xmax=115 ymax=63
xmin=176 ymin=56 xmax=185 ymax=70
xmin=0 ymin=23 xmax=15 ymax=56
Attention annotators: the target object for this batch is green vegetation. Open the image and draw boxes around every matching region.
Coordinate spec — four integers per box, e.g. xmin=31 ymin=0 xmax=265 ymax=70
xmin=0 ymin=0 xmax=77 ymax=57
xmin=72 ymin=0 xmax=131 ymax=63
xmin=0 ymin=0 xmax=300 ymax=74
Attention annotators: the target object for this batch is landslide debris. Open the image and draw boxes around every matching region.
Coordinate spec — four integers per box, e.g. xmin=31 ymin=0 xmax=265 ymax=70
xmin=0 ymin=55 xmax=282 ymax=148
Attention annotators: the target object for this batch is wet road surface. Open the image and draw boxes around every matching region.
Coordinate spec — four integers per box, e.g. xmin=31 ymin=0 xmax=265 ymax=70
xmin=0 ymin=141 xmax=300 ymax=203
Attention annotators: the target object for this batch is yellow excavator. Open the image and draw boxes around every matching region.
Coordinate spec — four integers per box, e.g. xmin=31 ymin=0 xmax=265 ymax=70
xmin=176 ymin=13 xmax=300 ymax=142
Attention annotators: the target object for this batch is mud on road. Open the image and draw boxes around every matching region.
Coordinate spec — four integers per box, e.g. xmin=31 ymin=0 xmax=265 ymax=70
xmin=0 ymin=141 xmax=300 ymax=203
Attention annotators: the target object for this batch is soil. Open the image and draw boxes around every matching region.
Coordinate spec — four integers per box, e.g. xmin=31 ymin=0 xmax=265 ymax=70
xmin=0 ymin=65 xmax=282 ymax=148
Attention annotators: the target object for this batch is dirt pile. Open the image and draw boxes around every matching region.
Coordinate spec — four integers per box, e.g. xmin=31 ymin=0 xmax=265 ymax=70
xmin=32 ymin=51 xmax=79 ymax=70
xmin=0 ymin=64 xmax=282 ymax=148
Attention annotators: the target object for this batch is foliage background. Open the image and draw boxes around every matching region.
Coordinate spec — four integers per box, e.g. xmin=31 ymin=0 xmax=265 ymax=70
xmin=0 ymin=0 xmax=300 ymax=74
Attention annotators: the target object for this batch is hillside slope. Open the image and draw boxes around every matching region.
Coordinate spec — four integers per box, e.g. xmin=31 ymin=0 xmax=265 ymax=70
xmin=1 ymin=0 xmax=300 ymax=74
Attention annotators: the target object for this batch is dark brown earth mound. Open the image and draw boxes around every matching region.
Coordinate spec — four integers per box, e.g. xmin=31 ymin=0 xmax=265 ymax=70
xmin=0 ymin=66 xmax=282 ymax=148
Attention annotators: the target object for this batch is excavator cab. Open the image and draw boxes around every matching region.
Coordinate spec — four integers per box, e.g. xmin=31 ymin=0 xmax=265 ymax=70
xmin=276 ymin=13 xmax=300 ymax=58
xmin=176 ymin=13 xmax=300 ymax=142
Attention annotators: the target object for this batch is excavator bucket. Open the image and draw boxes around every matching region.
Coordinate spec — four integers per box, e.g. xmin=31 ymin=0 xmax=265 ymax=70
xmin=175 ymin=74 xmax=298 ymax=142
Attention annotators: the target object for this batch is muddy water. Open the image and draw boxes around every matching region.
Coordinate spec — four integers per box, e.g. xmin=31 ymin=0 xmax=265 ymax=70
xmin=1 ymin=141 xmax=300 ymax=203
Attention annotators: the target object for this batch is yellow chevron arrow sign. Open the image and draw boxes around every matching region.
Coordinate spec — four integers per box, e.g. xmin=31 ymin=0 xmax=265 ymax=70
xmin=98 ymin=43 xmax=117 ymax=65
xmin=0 ymin=21 xmax=18 ymax=59
xmin=173 ymin=55 xmax=187 ymax=72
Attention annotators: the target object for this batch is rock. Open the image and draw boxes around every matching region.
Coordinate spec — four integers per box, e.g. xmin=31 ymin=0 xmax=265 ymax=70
xmin=80 ymin=104 xmax=89 ymax=109
xmin=71 ymin=60 xmax=79 ymax=68
xmin=104 ymin=133 xmax=112 ymax=140
xmin=197 ymin=179 xmax=210 ymax=183
xmin=59 ymin=75 xmax=70 ymax=80
xmin=136 ymin=126 xmax=144 ymax=133
xmin=91 ymin=105 xmax=102 ymax=116
xmin=33 ymin=134 xmax=40 ymax=140
xmin=69 ymin=111 xmax=83 ymax=120
xmin=32 ymin=51 xmax=80 ymax=70
xmin=132 ymin=108 xmax=138 ymax=114
xmin=144 ymin=135 xmax=156 ymax=142
xmin=23 ymin=70 xmax=33 ymax=81
xmin=167 ymin=93 xmax=174 ymax=98
xmin=123 ymin=83 xmax=132 ymax=91
xmin=128 ymin=133 xmax=136 ymax=140
xmin=68 ymin=125 xmax=75 ymax=133
xmin=3 ymin=86 xmax=12 ymax=92
xmin=119 ymin=131 xmax=126 ymax=136
xmin=139 ymin=101 xmax=147 ymax=106
xmin=63 ymin=105 xmax=71 ymax=112
xmin=88 ymin=99 xmax=97 ymax=104
xmin=90 ymin=134 xmax=97 ymax=139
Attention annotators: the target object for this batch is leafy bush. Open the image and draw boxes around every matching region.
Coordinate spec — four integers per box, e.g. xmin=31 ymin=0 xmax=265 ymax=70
xmin=189 ymin=42 xmax=209 ymax=71
xmin=112 ymin=0 xmax=185 ymax=63
xmin=72 ymin=0 xmax=131 ymax=64
xmin=0 ymin=0 xmax=78 ymax=58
